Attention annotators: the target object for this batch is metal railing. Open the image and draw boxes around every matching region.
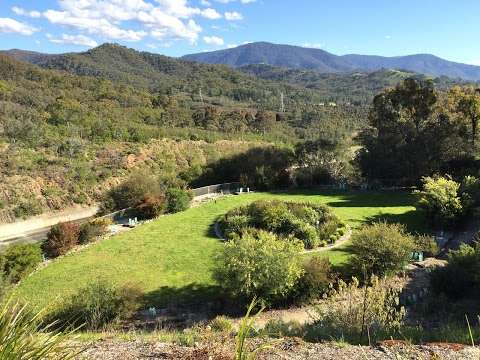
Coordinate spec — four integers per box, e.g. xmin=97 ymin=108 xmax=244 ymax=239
xmin=192 ymin=182 xmax=242 ymax=197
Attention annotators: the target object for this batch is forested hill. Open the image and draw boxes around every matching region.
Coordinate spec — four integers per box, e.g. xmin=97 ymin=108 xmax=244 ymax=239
xmin=2 ymin=43 xmax=468 ymax=108
xmin=2 ymin=43 xmax=310 ymax=97
xmin=183 ymin=42 xmax=480 ymax=81
xmin=239 ymin=64 xmax=469 ymax=105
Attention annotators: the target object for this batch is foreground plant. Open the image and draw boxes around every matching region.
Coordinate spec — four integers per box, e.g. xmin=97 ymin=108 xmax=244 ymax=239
xmin=235 ymin=298 xmax=277 ymax=360
xmin=308 ymin=276 xmax=405 ymax=344
xmin=0 ymin=300 xmax=81 ymax=359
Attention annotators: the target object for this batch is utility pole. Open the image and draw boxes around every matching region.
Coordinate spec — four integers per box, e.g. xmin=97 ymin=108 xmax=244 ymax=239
xmin=280 ymin=92 xmax=285 ymax=113
xmin=199 ymin=87 xmax=204 ymax=105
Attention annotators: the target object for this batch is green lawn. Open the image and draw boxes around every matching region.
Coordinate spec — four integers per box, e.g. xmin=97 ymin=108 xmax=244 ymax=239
xmin=14 ymin=190 xmax=424 ymax=310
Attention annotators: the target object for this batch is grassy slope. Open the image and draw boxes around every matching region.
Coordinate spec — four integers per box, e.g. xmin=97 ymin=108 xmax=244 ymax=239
xmin=14 ymin=190 xmax=424 ymax=310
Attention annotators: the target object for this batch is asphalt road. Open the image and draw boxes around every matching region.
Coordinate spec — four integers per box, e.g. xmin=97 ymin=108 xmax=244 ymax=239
xmin=0 ymin=216 xmax=93 ymax=247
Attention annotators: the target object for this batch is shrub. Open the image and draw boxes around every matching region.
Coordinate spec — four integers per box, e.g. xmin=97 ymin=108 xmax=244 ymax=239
xmin=220 ymin=200 xmax=341 ymax=249
xmin=41 ymin=222 xmax=80 ymax=259
xmin=416 ymin=176 xmax=464 ymax=227
xmin=219 ymin=214 xmax=251 ymax=239
xmin=295 ymin=256 xmax=334 ymax=303
xmin=0 ymin=271 xmax=9 ymax=302
xmin=214 ymin=230 xmax=304 ymax=304
xmin=78 ymin=218 xmax=110 ymax=244
xmin=306 ymin=276 xmax=405 ymax=344
xmin=430 ymin=243 xmax=479 ymax=299
xmin=210 ymin=316 xmax=234 ymax=333
xmin=13 ymin=198 xmax=43 ymax=219
xmin=48 ymin=281 xmax=143 ymax=330
xmin=291 ymin=220 xmax=319 ymax=249
xmin=350 ymin=222 xmax=416 ymax=276
xmin=135 ymin=194 xmax=166 ymax=219
xmin=318 ymin=218 xmax=342 ymax=242
xmin=0 ymin=243 xmax=42 ymax=283
xmin=165 ymin=188 xmax=193 ymax=213
xmin=414 ymin=234 xmax=438 ymax=257
xmin=107 ymin=172 xmax=160 ymax=211
xmin=460 ymin=175 xmax=480 ymax=213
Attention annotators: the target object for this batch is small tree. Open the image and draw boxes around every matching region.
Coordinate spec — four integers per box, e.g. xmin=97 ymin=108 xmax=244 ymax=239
xmin=1 ymin=243 xmax=42 ymax=283
xmin=295 ymin=256 xmax=335 ymax=302
xmin=165 ymin=188 xmax=192 ymax=213
xmin=135 ymin=194 xmax=166 ymax=219
xmin=416 ymin=176 xmax=464 ymax=227
xmin=42 ymin=222 xmax=80 ymax=259
xmin=214 ymin=230 xmax=304 ymax=304
xmin=350 ymin=222 xmax=416 ymax=276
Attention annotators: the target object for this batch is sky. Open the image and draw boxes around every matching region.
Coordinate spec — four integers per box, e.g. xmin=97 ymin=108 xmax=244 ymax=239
xmin=0 ymin=0 xmax=480 ymax=64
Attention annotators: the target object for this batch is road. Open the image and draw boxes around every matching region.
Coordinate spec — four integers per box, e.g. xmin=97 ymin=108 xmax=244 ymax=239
xmin=0 ymin=206 xmax=99 ymax=247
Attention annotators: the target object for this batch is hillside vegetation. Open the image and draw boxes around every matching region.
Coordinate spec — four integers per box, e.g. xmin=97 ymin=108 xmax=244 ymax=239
xmin=240 ymin=65 xmax=466 ymax=105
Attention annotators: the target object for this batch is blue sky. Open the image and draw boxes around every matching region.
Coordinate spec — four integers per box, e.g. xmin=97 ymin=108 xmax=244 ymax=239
xmin=0 ymin=0 xmax=479 ymax=64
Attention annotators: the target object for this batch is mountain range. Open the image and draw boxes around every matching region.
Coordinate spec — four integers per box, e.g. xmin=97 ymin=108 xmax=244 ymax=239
xmin=182 ymin=42 xmax=480 ymax=81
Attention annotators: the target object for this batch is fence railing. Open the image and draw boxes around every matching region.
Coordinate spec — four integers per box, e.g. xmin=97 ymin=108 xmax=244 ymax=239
xmin=192 ymin=182 xmax=242 ymax=197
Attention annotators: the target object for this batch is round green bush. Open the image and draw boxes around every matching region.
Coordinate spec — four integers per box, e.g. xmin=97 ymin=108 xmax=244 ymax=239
xmin=220 ymin=200 xmax=341 ymax=249
xmin=350 ymin=222 xmax=416 ymax=276
xmin=166 ymin=188 xmax=193 ymax=213
xmin=214 ymin=230 xmax=304 ymax=304
xmin=220 ymin=214 xmax=251 ymax=239
xmin=0 ymin=243 xmax=42 ymax=283
xmin=292 ymin=220 xmax=319 ymax=249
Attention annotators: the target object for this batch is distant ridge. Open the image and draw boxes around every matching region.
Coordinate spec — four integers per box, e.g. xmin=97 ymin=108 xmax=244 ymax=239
xmin=182 ymin=42 xmax=480 ymax=81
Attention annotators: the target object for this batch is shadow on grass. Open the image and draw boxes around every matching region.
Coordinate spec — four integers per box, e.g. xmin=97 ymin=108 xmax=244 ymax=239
xmin=365 ymin=209 xmax=431 ymax=234
xmin=263 ymin=188 xmax=417 ymax=208
xmin=205 ymin=220 xmax=219 ymax=239
xmin=139 ymin=283 xmax=244 ymax=329
xmin=143 ymin=283 xmax=223 ymax=309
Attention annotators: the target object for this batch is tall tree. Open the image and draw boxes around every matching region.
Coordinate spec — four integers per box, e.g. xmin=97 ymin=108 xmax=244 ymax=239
xmin=449 ymin=86 xmax=480 ymax=147
xmin=357 ymin=78 xmax=465 ymax=185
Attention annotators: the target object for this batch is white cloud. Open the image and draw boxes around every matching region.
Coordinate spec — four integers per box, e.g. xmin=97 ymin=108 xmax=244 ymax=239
xmin=40 ymin=0 xmax=218 ymax=44
xmin=224 ymin=11 xmax=243 ymax=20
xmin=12 ymin=6 xmax=41 ymax=18
xmin=302 ymin=42 xmax=323 ymax=49
xmin=226 ymin=43 xmax=237 ymax=48
xmin=0 ymin=17 xmax=38 ymax=35
xmin=201 ymin=8 xmax=222 ymax=19
xmin=200 ymin=0 xmax=211 ymax=5
xmin=47 ymin=33 xmax=98 ymax=47
xmin=385 ymin=35 xmax=391 ymax=39
xmin=44 ymin=9 xmax=146 ymax=41
xmin=203 ymin=35 xmax=224 ymax=45
xmin=241 ymin=0 xmax=256 ymax=3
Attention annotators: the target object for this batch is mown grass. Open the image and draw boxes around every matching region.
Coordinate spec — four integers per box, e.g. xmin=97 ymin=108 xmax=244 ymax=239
xmin=13 ymin=190 xmax=423 ymax=310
